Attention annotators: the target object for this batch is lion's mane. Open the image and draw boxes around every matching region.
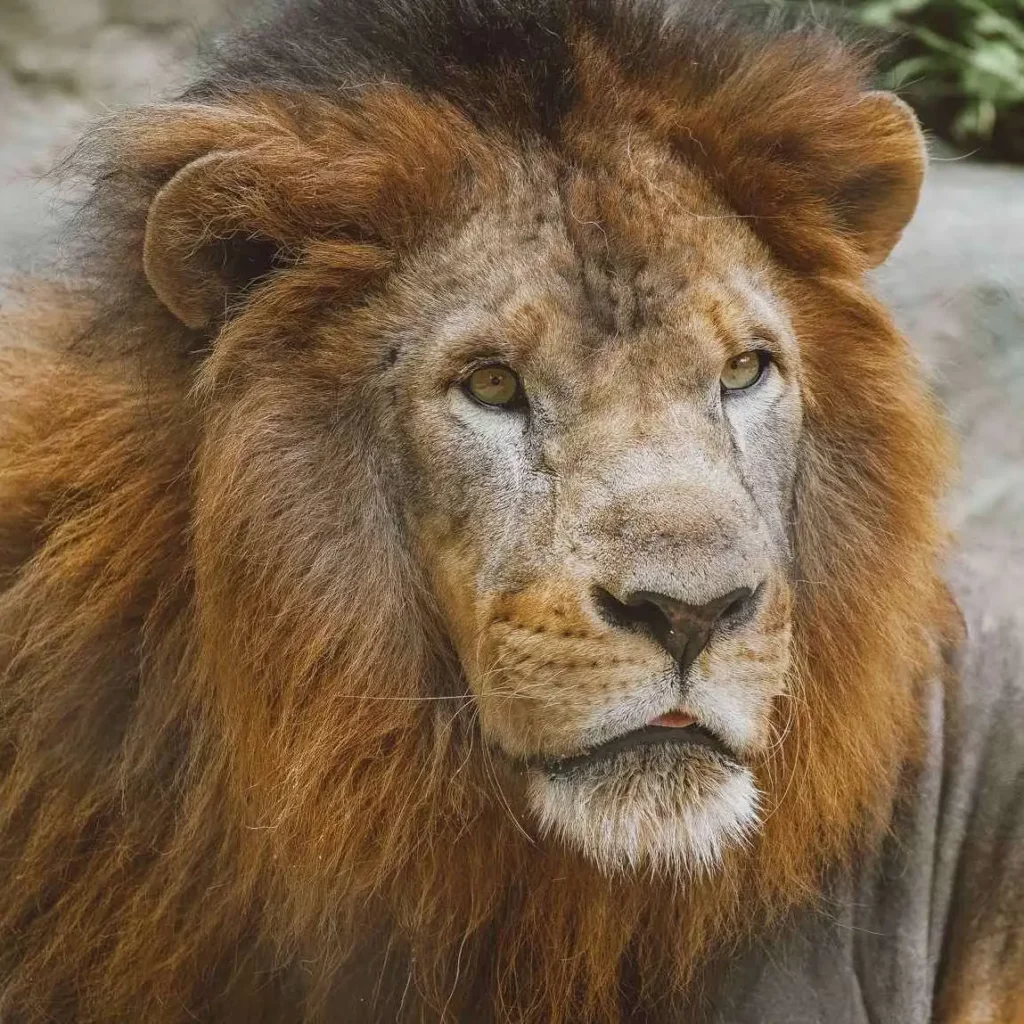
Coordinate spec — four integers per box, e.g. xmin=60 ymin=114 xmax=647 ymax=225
xmin=0 ymin=1 xmax=956 ymax=1021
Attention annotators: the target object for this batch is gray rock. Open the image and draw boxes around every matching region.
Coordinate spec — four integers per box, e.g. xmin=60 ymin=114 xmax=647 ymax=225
xmin=0 ymin=1 xmax=217 ymax=277
xmin=873 ymin=158 xmax=1024 ymax=548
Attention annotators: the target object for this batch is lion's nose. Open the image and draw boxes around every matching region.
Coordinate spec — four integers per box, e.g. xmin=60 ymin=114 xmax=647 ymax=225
xmin=595 ymin=586 xmax=757 ymax=679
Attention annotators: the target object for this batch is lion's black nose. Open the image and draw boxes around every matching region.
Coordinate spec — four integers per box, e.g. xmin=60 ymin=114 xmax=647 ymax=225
xmin=595 ymin=586 xmax=756 ymax=679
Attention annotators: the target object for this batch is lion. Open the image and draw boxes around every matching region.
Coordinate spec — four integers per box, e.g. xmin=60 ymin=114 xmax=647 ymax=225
xmin=1 ymin=0 xmax=1022 ymax=1021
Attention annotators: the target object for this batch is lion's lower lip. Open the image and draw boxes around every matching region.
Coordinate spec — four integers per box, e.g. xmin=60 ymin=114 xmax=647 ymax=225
xmin=535 ymin=724 xmax=731 ymax=777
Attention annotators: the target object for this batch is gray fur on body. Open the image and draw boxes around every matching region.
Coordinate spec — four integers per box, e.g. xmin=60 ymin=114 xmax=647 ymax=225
xmin=701 ymin=543 xmax=1024 ymax=1023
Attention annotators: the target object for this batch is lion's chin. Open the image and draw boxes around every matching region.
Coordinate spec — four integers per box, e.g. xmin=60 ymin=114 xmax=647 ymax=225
xmin=525 ymin=746 xmax=760 ymax=877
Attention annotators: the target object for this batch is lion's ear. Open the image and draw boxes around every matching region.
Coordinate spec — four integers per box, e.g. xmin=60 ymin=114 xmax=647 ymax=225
xmin=138 ymin=103 xmax=336 ymax=331
xmin=143 ymin=149 xmax=292 ymax=330
xmin=669 ymin=75 xmax=928 ymax=274
xmin=139 ymin=96 xmax=471 ymax=330
xmin=746 ymin=88 xmax=927 ymax=272
xmin=829 ymin=91 xmax=926 ymax=267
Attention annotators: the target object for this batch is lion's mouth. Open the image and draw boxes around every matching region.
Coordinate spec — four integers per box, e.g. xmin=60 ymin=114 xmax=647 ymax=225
xmin=531 ymin=719 xmax=734 ymax=778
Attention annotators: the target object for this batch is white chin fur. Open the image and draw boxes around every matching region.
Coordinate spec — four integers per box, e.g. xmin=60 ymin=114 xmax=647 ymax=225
xmin=526 ymin=757 xmax=761 ymax=877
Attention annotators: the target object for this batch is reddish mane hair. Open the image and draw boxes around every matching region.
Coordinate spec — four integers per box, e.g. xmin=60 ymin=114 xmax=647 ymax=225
xmin=0 ymin=1 xmax=955 ymax=1020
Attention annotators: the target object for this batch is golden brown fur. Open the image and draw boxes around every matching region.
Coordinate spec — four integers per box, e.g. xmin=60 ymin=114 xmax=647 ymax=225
xmin=0 ymin=1 xmax=966 ymax=1020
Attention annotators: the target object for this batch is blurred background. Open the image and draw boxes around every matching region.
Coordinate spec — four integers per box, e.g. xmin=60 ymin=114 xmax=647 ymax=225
xmin=0 ymin=0 xmax=1021 ymax=552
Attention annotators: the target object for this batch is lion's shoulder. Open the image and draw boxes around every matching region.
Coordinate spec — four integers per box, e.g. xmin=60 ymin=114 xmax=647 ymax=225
xmin=697 ymin=542 xmax=1024 ymax=1024
xmin=926 ymin=543 xmax=1024 ymax=1019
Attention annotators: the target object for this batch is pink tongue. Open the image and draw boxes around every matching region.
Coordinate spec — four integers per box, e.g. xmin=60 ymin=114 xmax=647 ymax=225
xmin=649 ymin=711 xmax=697 ymax=729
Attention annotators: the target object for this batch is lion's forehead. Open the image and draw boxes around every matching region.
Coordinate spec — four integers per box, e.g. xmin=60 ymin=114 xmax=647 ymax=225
xmin=401 ymin=152 xmax=794 ymax=393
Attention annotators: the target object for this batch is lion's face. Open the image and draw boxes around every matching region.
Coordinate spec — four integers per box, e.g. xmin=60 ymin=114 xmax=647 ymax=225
xmin=136 ymin=50 xmax=935 ymax=896
xmin=386 ymin=150 xmax=801 ymax=872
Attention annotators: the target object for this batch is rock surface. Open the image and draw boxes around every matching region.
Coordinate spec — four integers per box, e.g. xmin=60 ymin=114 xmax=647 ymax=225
xmin=0 ymin=0 xmax=233 ymax=275
xmin=1 ymin=0 xmax=1022 ymax=553
xmin=871 ymin=161 xmax=1024 ymax=550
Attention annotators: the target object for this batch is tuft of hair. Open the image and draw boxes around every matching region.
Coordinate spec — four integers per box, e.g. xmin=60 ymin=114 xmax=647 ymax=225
xmin=528 ymin=754 xmax=762 ymax=877
xmin=1 ymin=0 xmax=955 ymax=1022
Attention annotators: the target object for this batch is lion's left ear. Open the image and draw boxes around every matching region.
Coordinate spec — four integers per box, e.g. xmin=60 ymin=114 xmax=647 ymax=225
xmin=829 ymin=91 xmax=926 ymax=267
xmin=669 ymin=79 xmax=928 ymax=274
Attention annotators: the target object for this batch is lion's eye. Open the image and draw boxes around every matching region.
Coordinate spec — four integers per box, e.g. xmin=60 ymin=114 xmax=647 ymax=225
xmin=721 ymin=350 xmax=769 ymax=391
xmin=464 ymin=364 xmax=523 ymax=408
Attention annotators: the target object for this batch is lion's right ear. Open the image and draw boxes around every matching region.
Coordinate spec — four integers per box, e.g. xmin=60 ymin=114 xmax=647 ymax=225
xmin=143 ymin=148 xmax=292 ymax=329
xmin=138 ymin=97 xmax=473 ymax=330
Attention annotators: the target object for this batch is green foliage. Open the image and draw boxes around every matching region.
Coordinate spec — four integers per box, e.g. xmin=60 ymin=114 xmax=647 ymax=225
xmin=848 ymin=0 xmax=1024 ymax=158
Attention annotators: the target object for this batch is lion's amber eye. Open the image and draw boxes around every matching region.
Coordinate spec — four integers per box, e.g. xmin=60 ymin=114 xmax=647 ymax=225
xmin=464 ymin=364 xmax=522 ymax=407
xmin=721 ymin=350 xmax=769 ymax=391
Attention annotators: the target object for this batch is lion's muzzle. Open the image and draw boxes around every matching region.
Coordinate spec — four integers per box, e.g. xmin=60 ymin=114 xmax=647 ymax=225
xmin=593 ymin=584 xmax=761 ymax=681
